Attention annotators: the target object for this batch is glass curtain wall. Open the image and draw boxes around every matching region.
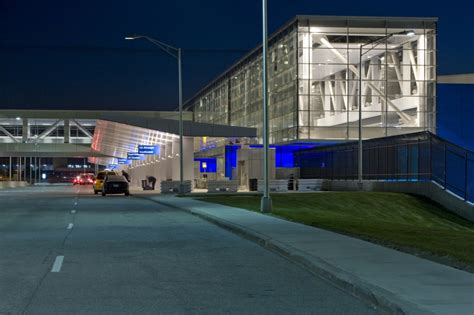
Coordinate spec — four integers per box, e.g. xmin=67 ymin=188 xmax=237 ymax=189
xmin=297 ymin=18 xmax=436 ymax=140
xmin=193 ymin=24 xmax=298 ymax=145
xmin=193 ymin=82 xmax=229 ymax=126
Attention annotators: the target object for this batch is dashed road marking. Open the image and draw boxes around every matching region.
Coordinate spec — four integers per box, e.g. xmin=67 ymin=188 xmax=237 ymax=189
xmin=71 ymin=210 xmax=76 ymax=214
xmin=51 ymin=256 xmax=64 ymax=272
xmin=67 ymin=223 xmax=74 ymax=230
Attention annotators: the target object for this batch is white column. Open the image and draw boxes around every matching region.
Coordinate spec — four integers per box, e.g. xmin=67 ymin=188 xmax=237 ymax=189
xmin=183 ymin=137 xmax=194 ymax=182
xmin=171 ymin=139 xmax=180 ymax=181
xmin=402 ymin=43 xmax=412 ymax=96
xmin=165 ymin=141 xmax=173 ymax=180
xmin=417 ymin=35 xmax=426 ymax=127
xmin=64 ymin=119 xmax=70 ymax=143
xmin=22 ymin=119 xmax=29 ymax=143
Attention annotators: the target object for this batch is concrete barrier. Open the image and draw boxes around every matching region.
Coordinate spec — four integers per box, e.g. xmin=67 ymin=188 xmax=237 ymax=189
xmin=160 ymin=180 xmax=192 ymax=194
xmin=297 ymin=179 xmax=323 ymax=191
xmin=207 ymin=180 xmax=239 ymax=193
xmin=0 ymin=181 xmax=29 ymax=189
xmin=322 ymin=180 xmax=474 ymax=222
xmin=258 ymin=179 xmax=288 ymax=192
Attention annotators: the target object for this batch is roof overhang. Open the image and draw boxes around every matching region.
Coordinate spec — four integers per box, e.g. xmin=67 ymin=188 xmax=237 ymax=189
xmin=99 ymin=113 xmax=256 ymax=137
xmin=0 ymin=143 xmax=114 ymax=158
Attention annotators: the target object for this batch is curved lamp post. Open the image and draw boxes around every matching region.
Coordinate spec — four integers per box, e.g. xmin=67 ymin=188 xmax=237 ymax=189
xmin=125 ymin=35 xmax=185 ymax=194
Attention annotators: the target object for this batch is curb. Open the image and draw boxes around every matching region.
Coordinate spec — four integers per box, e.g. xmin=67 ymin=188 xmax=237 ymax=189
xmin=138 ymin=195 xmax=432 ymax=315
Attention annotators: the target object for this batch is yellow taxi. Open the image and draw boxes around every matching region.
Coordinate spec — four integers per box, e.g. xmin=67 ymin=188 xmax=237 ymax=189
xmin=93 ymin=170 xmax=119 ymax=194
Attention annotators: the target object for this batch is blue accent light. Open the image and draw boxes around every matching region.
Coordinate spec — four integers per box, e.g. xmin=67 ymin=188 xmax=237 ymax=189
xmin=194 ymin=158 xmax=217 ymax=173
xmin=248 ymin=144 xmax=324 ymax=168
xmin=225 ymin=145 xmax=240 ymax=179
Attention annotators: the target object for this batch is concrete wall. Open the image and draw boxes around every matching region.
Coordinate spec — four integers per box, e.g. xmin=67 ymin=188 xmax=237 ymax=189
xmin=322 ymin=180 xmax=474 ymax=222
xmin=237 ymin=147 xmax=276 ymax=180
xmin=0 ymin=181 xmax=29 ymax=189
xmin=127 ymin=137 xmax=194 ymax=190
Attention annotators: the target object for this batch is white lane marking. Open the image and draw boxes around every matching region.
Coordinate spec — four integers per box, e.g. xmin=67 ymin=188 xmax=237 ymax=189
xmin=67 ymin=223 xmax=74 ymax=229
xmin=71 ymin=210 xmax=76 ymax=214
xmin=51 ymin=256 xmax=64 ymax=272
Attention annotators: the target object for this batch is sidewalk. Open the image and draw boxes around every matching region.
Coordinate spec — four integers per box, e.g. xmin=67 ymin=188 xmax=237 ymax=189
xmin=137 ymin=194 xmax=474 ymax=315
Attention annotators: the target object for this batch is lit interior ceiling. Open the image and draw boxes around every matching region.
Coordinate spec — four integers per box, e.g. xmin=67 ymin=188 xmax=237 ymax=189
xmin=310 ymin=36 xmax=420 ymax=80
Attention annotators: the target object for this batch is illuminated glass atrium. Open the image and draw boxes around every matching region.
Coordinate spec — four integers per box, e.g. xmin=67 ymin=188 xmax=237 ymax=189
xmin=186 ymin=16 xmax=437 ymax=147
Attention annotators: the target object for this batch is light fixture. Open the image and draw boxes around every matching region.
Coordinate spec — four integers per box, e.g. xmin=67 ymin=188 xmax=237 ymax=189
xmin=15 ymin=117 xmax=21 ymax=120
xmin=124 ymin=35 xmax=141 ymax=40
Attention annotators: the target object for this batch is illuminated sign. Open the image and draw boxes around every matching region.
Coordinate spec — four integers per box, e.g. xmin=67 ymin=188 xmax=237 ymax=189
xmin=117 ymin=158 xmax=130 ymax=165
xmin=138 ymin=145 xmax=160 ymax=155
xmin=127 ymin=152 xmax=144 ymax=160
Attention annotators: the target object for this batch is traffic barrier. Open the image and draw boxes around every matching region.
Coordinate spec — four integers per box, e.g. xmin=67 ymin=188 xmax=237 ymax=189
xmin=160 ymin=180 xmax=192 ymax=194
xmin=207 ymin=180 xmax=238 ymax=193
xmin=297 ymin=179 xmax=323 ymax=191
xmin=257 ymin=179 xmax=288 ymax=192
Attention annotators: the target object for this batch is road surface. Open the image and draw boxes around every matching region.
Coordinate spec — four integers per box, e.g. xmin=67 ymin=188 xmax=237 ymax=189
xmin=0 ymin=185 xmax=379 ymax=314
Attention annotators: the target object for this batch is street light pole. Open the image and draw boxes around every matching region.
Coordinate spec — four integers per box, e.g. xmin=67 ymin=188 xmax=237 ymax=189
xmin=178 ymin=48 xmax=184 ymax=195
xmin=260 ymin=0 xmax=272 ymax=213
xmin=357 ymin=30 xmax=414 ymax=189
xmin=358 ymin=44 xmax=363 ymax=190
xmin=125 ymin=35 xmax=185 ymax=194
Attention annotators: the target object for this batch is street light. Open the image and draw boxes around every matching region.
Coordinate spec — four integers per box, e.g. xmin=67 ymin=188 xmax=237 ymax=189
xmin=125 ymin=34 xmax=185 ymax=195
xmin=357 ymin=30 xmax=414 ymax=189
xmin=260 ymin=0 xmax=272 ymax=213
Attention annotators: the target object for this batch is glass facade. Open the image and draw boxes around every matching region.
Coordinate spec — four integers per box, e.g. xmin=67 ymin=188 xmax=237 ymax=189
xmin=187 ymin=16 xmax=437 ymax=147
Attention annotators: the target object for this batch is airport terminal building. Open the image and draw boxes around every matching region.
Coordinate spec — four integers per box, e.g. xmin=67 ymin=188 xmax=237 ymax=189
xmin=186 ymin=16 xmax=437 ymax=185
xmin=0 ymin=15 xmax=441 ymax=191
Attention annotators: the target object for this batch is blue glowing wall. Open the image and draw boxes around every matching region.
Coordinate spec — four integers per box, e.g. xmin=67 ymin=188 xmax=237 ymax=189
xmin=194 ymin=158 xmax=217 ymax=173
xmin=225 ymin=145 xmax=240 ymax=179
xmin=248 ymin=144 xmax=318 ymax=168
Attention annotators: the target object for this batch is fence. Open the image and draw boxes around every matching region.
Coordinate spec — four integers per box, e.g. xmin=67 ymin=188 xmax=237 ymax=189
xmin=294 ymin=132 xmax=473 ymax=203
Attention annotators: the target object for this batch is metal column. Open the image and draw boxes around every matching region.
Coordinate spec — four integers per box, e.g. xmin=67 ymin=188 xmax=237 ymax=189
xmin=260 ymin=0 xmax=272 ymax=213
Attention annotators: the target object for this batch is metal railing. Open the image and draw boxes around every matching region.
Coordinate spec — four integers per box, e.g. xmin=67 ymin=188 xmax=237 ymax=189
xmin=295 ymin=132 xmax=473 ymax=203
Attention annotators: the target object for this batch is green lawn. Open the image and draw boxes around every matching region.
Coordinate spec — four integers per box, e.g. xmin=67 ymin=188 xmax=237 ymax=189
xmin=197 ymin=192 xmax=474 ymax=270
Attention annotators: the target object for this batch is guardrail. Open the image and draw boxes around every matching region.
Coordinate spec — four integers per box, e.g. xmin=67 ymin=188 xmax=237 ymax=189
xmin=295 ymin=132 xmax=473 ymax=204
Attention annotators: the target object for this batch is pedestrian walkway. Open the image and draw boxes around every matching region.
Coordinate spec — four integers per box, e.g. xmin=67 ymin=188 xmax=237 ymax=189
xmin=137 ymin=194 xmax=474 ymax=315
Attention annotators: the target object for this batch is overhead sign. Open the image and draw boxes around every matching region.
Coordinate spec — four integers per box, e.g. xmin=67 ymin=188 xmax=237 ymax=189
xmin=138 ymin=145 xmax=160 ymax=155
xmin=108 ymin=164 xmax=118 ymax=170
xmin=127 ymin=152 xmax=144 ymax=160
xmin=117 ymin=158 xmax=130 ymax=165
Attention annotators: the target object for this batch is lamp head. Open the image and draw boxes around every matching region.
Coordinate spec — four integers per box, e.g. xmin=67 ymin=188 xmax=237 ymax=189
xmin=124 ymin=35 xmax=142 ymax=40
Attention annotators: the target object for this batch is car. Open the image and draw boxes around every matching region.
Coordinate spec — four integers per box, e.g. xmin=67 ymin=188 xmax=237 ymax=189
xmin=73 ymin=175 xmax=81 ymax=185
xmin=73 ymin=174 xmax=94 ymax=185
xmin=101 ymin=175 xmax=129 ymax=196
xmin=93 ymin=170 xmax=119 ymax=194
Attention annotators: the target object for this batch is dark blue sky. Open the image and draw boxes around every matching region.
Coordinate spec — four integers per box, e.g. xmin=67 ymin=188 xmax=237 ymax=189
xmin=1 ymin=0 xmax=473 ymax=111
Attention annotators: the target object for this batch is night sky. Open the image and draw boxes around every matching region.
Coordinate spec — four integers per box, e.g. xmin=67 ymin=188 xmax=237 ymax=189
xmin=1 ymin=0 xmax=473 ymax=111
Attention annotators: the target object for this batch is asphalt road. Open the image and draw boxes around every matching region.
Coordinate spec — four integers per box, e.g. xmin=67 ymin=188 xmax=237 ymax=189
xmin=0 ymin=185 xmax=380 ymax=314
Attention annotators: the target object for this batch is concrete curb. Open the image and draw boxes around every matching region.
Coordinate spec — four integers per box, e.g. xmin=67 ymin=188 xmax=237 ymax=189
xmin=0 ymin=181 xmax=29 ymax=190
xmin=138 ymin=195 xmax=433 ymax=315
